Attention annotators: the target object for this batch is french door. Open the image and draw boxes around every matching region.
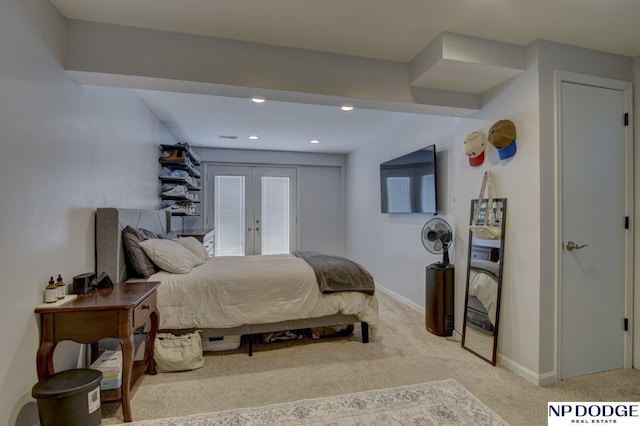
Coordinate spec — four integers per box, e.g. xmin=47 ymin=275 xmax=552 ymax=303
xmin=207 ymin=165 xmax=297 ymax=256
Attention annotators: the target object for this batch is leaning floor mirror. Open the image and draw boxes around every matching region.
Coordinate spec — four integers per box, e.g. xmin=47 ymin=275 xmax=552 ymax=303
xmin=461 ymin=198 xmax=506 ymax=365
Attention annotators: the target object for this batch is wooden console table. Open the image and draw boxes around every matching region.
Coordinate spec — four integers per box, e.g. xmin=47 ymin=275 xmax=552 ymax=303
xmin=35 ymin=281 xmax=160 ymax=422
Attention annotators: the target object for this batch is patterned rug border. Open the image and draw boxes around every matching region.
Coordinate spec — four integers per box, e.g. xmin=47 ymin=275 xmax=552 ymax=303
xmin=126 ymin=379 xmax=508 ymax=425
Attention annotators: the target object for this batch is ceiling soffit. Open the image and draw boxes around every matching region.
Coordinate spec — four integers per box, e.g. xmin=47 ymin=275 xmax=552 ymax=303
xmin=65 ymin=21 xmax=493 ymax=116
xmin=410 ymin=32 xmax=526 ymax=94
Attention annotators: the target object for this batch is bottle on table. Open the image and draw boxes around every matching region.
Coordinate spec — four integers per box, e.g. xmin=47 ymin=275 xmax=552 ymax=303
xmin=55 ymin=274 xmax=66 ymax=299
xmin=44 ymin=277 xmax=57 ymax=303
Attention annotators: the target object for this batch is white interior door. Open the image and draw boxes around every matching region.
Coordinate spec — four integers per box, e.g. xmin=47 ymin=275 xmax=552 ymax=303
xmin=209 ymin=165 xmax=297 ymax=256
xmin=558 ymin=76 xmax=632 ymax=379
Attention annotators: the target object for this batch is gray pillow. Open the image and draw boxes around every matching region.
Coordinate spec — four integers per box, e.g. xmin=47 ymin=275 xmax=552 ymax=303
xmin=157 ymin=231 xmax=179 ymax=240
xmin=122 ymin=226 xmax=158 ymax=278
xmin=137 ymin=228 xmax=159 ymax=240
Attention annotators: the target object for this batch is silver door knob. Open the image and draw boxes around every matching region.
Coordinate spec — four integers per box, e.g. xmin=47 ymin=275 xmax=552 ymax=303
xmin=566 ymin=241 xmax=588 ymax=251
xmin=247 ymin=227 xmax=252 ymax=232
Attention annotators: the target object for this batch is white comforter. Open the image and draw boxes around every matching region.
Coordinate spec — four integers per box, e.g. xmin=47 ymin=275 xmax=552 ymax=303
xmin=148 ymin=254 xmax=378 ymax=337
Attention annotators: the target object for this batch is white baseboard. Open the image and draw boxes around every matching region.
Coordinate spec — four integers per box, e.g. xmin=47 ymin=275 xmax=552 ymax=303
xmin=378 ymin=284 xmax=557 ymax=385
xmin=497 ymin=354 xmax=557 ymax=385
xmin=538 ymin=371 xmax=559 ymax=385
xmin=376 ymin=284 xmax=425 ymax=314
xmin=376 ymin=284 xmax=464 ymax=339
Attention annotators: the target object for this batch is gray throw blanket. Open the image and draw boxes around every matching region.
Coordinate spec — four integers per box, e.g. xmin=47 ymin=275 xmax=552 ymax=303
xmin=293 ymin=251 xmax=375 ymax=295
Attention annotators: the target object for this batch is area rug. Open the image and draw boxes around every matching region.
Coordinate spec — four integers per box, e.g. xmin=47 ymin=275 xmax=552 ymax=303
xmin=127 ymin=379 xmax=508 ymax=425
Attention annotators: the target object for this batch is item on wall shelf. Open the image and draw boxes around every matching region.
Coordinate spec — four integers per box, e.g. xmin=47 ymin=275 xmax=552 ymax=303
xmin=159 ymin=142 xmax=202 ymax=217
xmin=488 ymin=120 xmax=517 ymax=160
xmin=162 ymin=201 xmax=197 ymax=215
xmin=464 ymin=131 xmax=486 ymax=167
xmin=160 ymin=149 xmax=188 ymax=163
xmin=470 ymin=171 xmax=502 ymax=240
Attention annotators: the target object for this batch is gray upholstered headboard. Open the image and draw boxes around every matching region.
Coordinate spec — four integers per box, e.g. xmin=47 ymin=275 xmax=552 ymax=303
xmin=95 ymin=208 xmax=171 ymax=283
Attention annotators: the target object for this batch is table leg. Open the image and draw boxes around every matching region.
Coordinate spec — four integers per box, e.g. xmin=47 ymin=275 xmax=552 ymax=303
xmin=36 ymin=313 xmax=56 ymax=380
xmin=90 ymin=342 xmax=100 ymax=363
xmin=36 ymin=341 xmax=56 ymax=380
xmin=119 ymin=333 xmax=134 ymax=422
xmin=147 ymin=310 xmax=159 ymax=375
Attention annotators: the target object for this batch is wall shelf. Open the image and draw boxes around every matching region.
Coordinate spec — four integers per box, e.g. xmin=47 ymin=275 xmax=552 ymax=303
xmin=159 ymin=143 xmax=201 ymax=218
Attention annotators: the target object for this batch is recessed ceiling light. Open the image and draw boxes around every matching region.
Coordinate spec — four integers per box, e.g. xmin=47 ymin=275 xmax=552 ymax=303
xmin=251 ymin=97 xmax=265 ymax=103
xmin=310 ymin=139 xmax=320 ymax=144
xmin=341 ymin=105 xmax=354 ymax=111
xmin=248 ymin=135 xmax=259 ymax=140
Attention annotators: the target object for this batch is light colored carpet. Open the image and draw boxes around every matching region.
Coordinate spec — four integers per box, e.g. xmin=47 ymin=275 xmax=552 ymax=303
xmin=126 ymin=379 xmax=507 ymax=425
xmin=102 ymin=290 xmax=640 ymax=425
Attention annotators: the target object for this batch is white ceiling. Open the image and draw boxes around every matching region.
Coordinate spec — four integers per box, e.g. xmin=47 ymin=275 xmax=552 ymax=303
xmin=48 ymin=0 xmax=640 ymax=61
xmin=136 ymin=90 xmax=417 ymax=153
xmin=49 ymin=0 xmax=640 ymax=153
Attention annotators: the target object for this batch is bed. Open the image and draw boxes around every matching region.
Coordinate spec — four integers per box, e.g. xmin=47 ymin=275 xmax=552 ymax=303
xmin=466 ymin=258 xmax=499 ymax=332
xmin=95 ymin=208 xmax=378 ymax=354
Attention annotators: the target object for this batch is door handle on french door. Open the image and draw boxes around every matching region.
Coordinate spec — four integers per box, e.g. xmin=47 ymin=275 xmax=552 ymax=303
xmin=565 ymin=241 xmax=588 ymax=251
xmin=247 ymin=227 xmax=252 ymax=232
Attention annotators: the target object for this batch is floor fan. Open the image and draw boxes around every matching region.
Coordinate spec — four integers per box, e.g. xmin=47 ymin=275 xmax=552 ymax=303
xmin=421 ymin=218 xmax=453 ymax=265
xmin=421 ymin=218 xmax=455 ymax=336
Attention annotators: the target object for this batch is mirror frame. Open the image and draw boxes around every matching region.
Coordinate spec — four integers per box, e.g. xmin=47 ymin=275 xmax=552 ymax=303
xmin=461 ymin=198 xmax=507 ymax=365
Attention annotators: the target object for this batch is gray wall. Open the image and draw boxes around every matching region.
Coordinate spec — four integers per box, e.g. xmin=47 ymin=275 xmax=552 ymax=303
xmin=0 ymin=1 xmax=176 ymax=423
xmin=193 ymin=148 xmax=348 ymax=255
xmin=298 ymin=165 xmax=345 ymax=255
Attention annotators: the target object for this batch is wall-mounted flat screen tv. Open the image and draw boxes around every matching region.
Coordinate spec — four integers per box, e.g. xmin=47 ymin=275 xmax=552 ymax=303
xmin=380 ymin=144 xmax=437 ymax=214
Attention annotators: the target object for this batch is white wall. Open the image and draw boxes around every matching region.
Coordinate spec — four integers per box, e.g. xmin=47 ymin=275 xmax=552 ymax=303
xmin=634 ymin=55 xmax=640 ymax=370
xmin=346 ymin=47 xmax=542 ymax=378
xmin=0 ymin=1 xmax=176 ymax=424
xmin=346 ymin=114 xmax=457 ymax=311
xmin=453 ymin=43 xmax=541 ymax=378
xmin=347 ymin=41 xmax=638 ymax=384
xmin=3 ymin=4 xmax=638 ymax=422
xmin=64 ymin=20 xmax=480 ymax=115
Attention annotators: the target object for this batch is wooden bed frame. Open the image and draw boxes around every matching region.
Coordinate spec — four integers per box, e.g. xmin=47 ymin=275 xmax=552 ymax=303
xmin=95 ymin=208 xmax=369 ymax=355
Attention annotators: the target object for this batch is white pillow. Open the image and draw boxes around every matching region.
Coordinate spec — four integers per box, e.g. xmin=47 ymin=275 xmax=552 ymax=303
xmin=174 ymin=237 xmax=209 ymax=262
xmin=139 ymin=238 xmax=204 ymax=274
